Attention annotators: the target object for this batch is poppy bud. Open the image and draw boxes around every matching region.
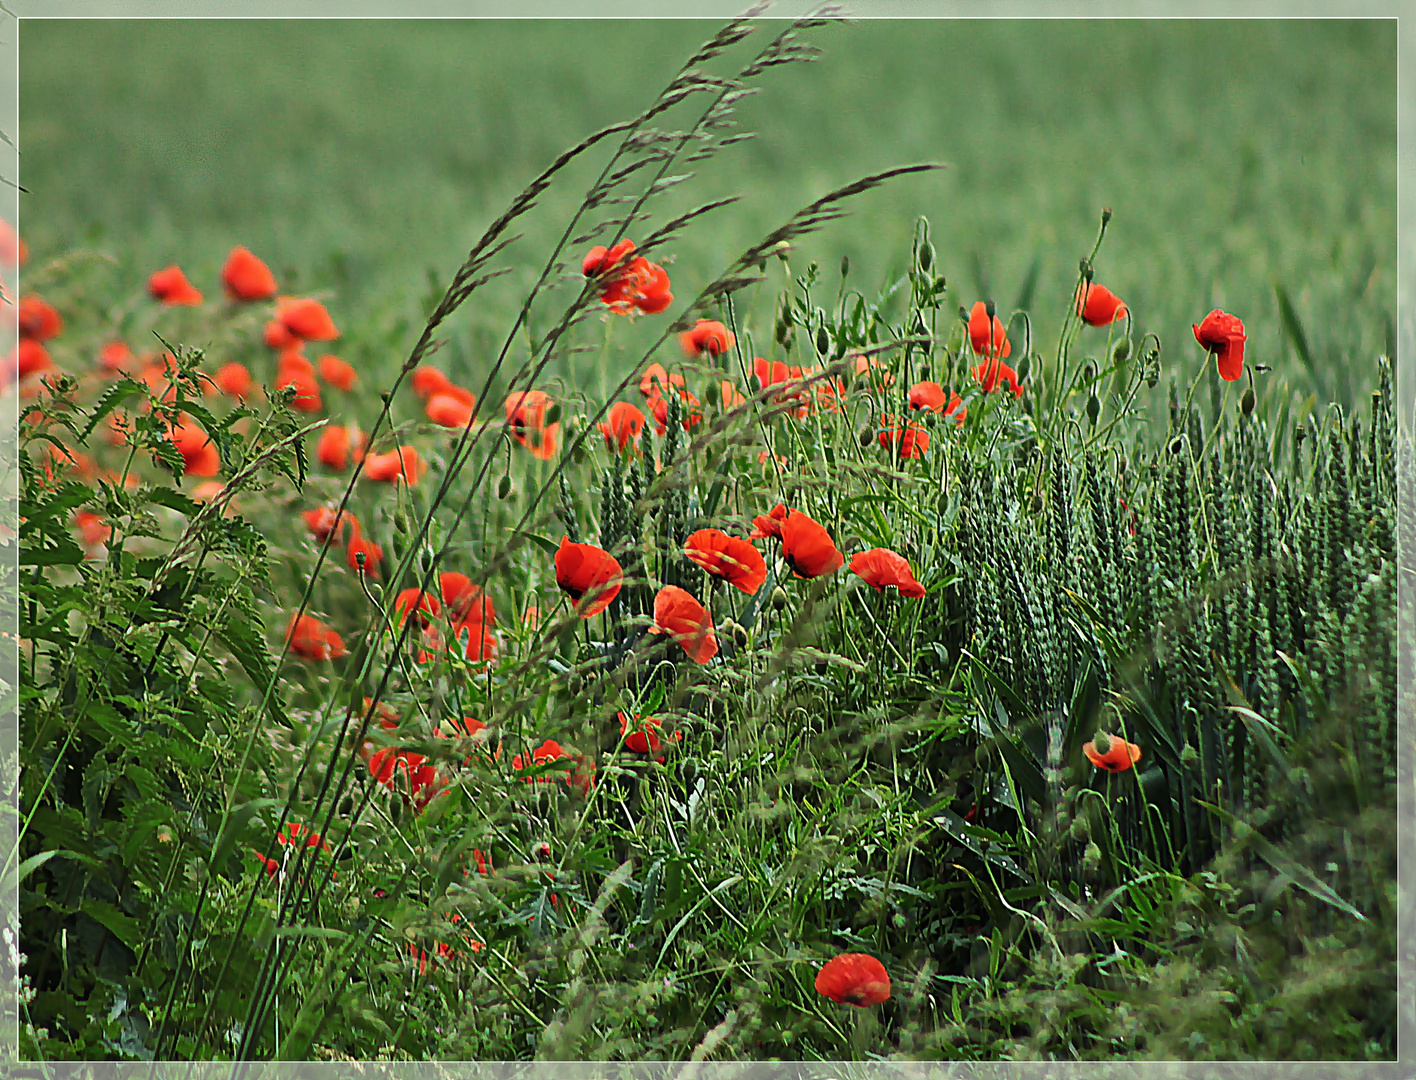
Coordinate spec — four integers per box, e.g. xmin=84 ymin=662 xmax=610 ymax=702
xmin=731 ymin=622 xmax=749 ymax=649
xmin=858 ymin=426 xmax=874 ymax=448
xmin=1082 ymin=839 xmax=1102 ymax=878
xmin=770 ymin=586 xmax=788 ymax=612
xmin=1016 ymin=354 xmax=1031 ymax=383
xmin=545 ymin=404 xmax=562 ymax=426
xmin=1030 ymin=491 xmax=1044 ymax=515
xmin=840 ymin=255 xmax=850 ymax=280
xmin=933 ymin=274 xmax=948 ymax=296
xmin=419 ymin=548 xmax=434 ymax=575
xmin=815 ymin=326 xmax=830 ymax=357
xmin=1081 ymin=361 xmax=1095 ymax=385
xmin=1086 ymin=394 xmax=1100 ymax=427
xmin=1101 ymin=207 xmax=1112 ymax=226
xmin=498 ymin=474 xmax=512 ymax=500
xmin=773 ymin=241 xmax=792 ymax=262
xmin=917 ymin=244 xmax=933 ymax=274
xmin=1168 ymin=437 xmax=1186 ymax=456
xmin=1113 ymin=337 xmax=1131 ymax=362
xmin=1241 ymin=387 xmax=1256 ymax=417
xmin=1069 ymin=814 xmax=1091 ymax=843
xmin=355 ymin=550 xmax=367 ymax=573
xmin=1091 ymin=731 xmax=1111 ymax=756
xmin=1180 ymin=743 xmax=1199 ymax=769
xmin=984 ymin=300 xmax=996 ymax=320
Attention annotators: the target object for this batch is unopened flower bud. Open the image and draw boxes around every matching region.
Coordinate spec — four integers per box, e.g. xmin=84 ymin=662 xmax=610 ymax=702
xmin=545 ymin=404 xmax=562 ymax=426
xmin=1092 ymin=731 xmax=1112 ymax=756
xmin=840 ymin=255 xmax=850 ymax=280
xmin=497 ymin=474 xmax=513 ymax=500
xmin=984 ymin=299 xmax=996 ymax=320
xmin=918 ymin=244 xmax=933 ymax=274
xmin=1069 ymin=814 xmax=1091 ymax=843
xmin=731 ymin=621 xmax=749 ymax=649
xmin=703 ymin=380 xmax=720 ymax=408
xmin=815 ymin=326 xmax=830 ymax=356
xmin=858 ymin=426 xmax=874 ymax=448
xmin=1240 ymin=387 xmax=1256 ymax=417
xmin=1086 ymin=394 xmax=1101 ymax=427
xmin=1016 ymin=354 xmax=1031 ymax=383
xmin=1180 ymin=743 xmax=1199 ymax=769
xmin=1113 ymin=337 xmax=1131 ymax=362
xmin=770 ymin=586 xmax=788 ymax=612
xmin=1101 ymin=207 xmax=1112 ymax=226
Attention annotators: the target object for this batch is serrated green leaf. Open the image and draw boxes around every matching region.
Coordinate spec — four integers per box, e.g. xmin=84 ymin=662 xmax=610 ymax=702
xmin=78 ymin=378 xmax=147 ymax=441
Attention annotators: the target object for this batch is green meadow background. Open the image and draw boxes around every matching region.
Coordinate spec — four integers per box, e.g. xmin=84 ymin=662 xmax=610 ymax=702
xmin=19 ymin=18 xmax=1395 ymax=404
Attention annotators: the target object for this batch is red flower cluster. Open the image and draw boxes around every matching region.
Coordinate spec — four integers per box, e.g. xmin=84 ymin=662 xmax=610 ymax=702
xmin=583 ymin=239 xmax=672 ymax=316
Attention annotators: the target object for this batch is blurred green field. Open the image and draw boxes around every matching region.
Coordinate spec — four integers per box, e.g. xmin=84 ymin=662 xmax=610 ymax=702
xmin=20 ymin=18 xmax=1395 ymax=404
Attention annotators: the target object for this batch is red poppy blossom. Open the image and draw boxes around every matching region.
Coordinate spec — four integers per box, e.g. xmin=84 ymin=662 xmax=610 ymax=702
xmin=647 ymin=386 xmax=703 ymax=435
xmin=286 ymin=613 xmax=347 ymax=661
xmin=275 ymin=362 xmax=322 ymax=412
xmin=221 ymin=246 xmax=277 ymax=301
xmin=639 ymin=362 xmax=684 ymax=398
xmin=683 ymin=528 xmax=767 ymax=595
xmin=426 ymin=393 xmax=475 ymax=428
xmin=264 ymin=319 xmax=298 ymax=350
xmin=17 ymin=295 xmax=62 ymax=341
xmin=319 ymin=354 xmax=357 ymax=391
xmin=750 ymin=503 xmax=788 ymax=541
xmin=583 ymin=238 xmax=637 ymax=279
xmin=14 ymin=340 xmax=52 ymax=380
xmin=680 ymin=319 xmax=735 ymax=358
xmin=215 ymin=362 xmax=253 ymax=398
xmin=618 ymin=712 xmax=682 ymax=759
xmin=967 ymin=301 xmax=1011 ymax=358
xmin=585 ymin=241 xmax=673 ymax=316
xmin=393 ymin=588 xmax=442 ymax=628
xmin=878 ymin=418 xmax=930 ymax=459
xmin=1076 ymin=281 xmax=1128 ymax=326
xmin=276 ymin=296 xmax=339 ymax=341
xmin=74 ymin=510 xmax=110 ymax=548
xmin=98 ymin=340 xmax=133 ymax=372
xmin=251 ymin=850 xmax=279 ymax=879
xmin=599 ymin=401 xmax=647 ymax=452
xmin=303 ymin=506 xmax=355 ymax=543
xmin=1192 ymin=308 xmax=1247 ymax=382
xmin=850 ymin=547 xmax=926 ymax=598
xmin=504 ymin=390 xmax=561 ymax=460
xmin=1083 ymin=732 xmax=1143 ymax=773
xmin=554 ymin=537 xmax=622 ymax=618
xmin=439 ymin=572 xmax=497 ymax=628
xmin=780 ymin=510 xmax=844 ymax=578
xmin=364 ymin=446 xmax=424 ymax=484
xmin=168 ymin=417 xmax=220 ymax=477
xmin=815 ymin=953 xmax=891 ymax=1007
xmin=276 ymin=821 xmax=331 ymax=852
xmin=412 ymin=365 xmax=454 ymax=400
xmin=435 ymin=716 xmax=492 ymax=766
xmin=346 ymin=521 xmax=382 ymax=576
xmin=719 ymin=381 xmax=747 ymax=410
xmin=149 ymin=265 xmax=203 ymax=306
xmin=651 ymin=585 xmax=718 ymax=665
xmin=908 ymin=380 xmax=966 ymax=425
xmin=973 ymin=359 xmax=1024 ymax=398
xmin=316 ymin=425 xmax=363 ymax=471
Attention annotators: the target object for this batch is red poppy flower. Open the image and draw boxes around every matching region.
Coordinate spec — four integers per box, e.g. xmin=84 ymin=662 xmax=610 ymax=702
xmin=98 ymin=340 xmax=133 ymax=372
xmin=599 ymin=401 xmax=647 ymax=452
xmin=251 ymin=849 xmax=279 ymax=879
xmin=275 ymin=361 xmax=322 ymax=412
xmin=908 ymin=379 xmax=966 ymax=425
xmin=850 ymin=547 xmax=926 ymax=598
xmin=364 ymin=446 xmax=424 ymax=484
xmin=626 ymin=259 xmax=673 ymax=314
xmin=17 ymin=295 xmax=62 ymax=341
xmin=316 ymin=425 xmax=358 ymax=471
xmin=853 ymin=355 xmax=895 ymax=388
xmin=439 ymin=571 xmax=496 ymax=627
xmin=74 ymin=510 xmax=110 ymax=548
xmin=149 ymin=265 xmax=203 ymax=305
xmin=967 ymin=301 xmax=1011 ymax=358
xmin=753 ymin=356 xmax=794 ymax=393
xmin=276 ymin=296 xmax=339 ymax=341
xmin=14 ymin=340 xmax=52 ymax=380
xmin=583 ymin=238 xmax=637 ymax=279
xmin=647 ymin=386 xmax=703 ymax=435
xmin=264 ymin=319 xmax=297 ymax=350
xmin=1082 ymin=732 xmax=1142 ymax=772
xmin=972 ymin=359 xmax=1024 ymax=397
xmin=680 ymin=319 xmax=735 ymax=358
xmin=214 ymin=362 xmax=252 ymax=398
xmin=426 ymin=392 xmax=475 ymax=428
xmin=435 ymin=716 xmax=491 ymax=766
xmin=878 ymin=418 xmax=930 ymax=459
xmin=1192 ymin=308 xmax=1247 ymax=382
xmin=510 ymin=739 xmax=594 ymax=795
xmin=1076 ymin=281 xmax=1128 ymax=326
xmin=750 ymin=503 xmax=788 ymax=540
xmin=393 ymin=588 xmax=442 ymax=628
xmin=651 ymin=585 xmax=718 ymax=665
xmin=221 ymin=246 xmax=277 ymax=301
xmin=719 ymin=381 xmax=747 ymax=410
xmin=318 ymin=354 xmax=357 ymax=391
xmin=504 ymin=389 xmax=561 ymax=460
xmin=346 ymin=521 xmax=382 ymax=576
xmin=780 ymin=510 xmax=844 ymax=578
xmin=276 ymin=821 xmax=331 ymax=852
xmin=585 ymin=241 xmax=673 ymax=316
xmin=618 ymin=712 xmax=682 ymax=759
xmin=639 ymin=362 xmax=684 ymax=398
xmin=815 ymin=953 xmax=891 ymax=1006
xmin=303 ymin=506 xmax=355 ymax=543
xmin=683 ymin=528 xmax=767 ymax=595
xmin=167 ymin=417 xmax=220 ymax=477
xmin=286 ymin=613 xmax=347 ymax=661
xmin=555 ymin=536 xmax=623 ymax=618
xmin=412 ymin=365 xmax=454 ymax=400
xmin=510 ymin=738 xmax=567 ymax=782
